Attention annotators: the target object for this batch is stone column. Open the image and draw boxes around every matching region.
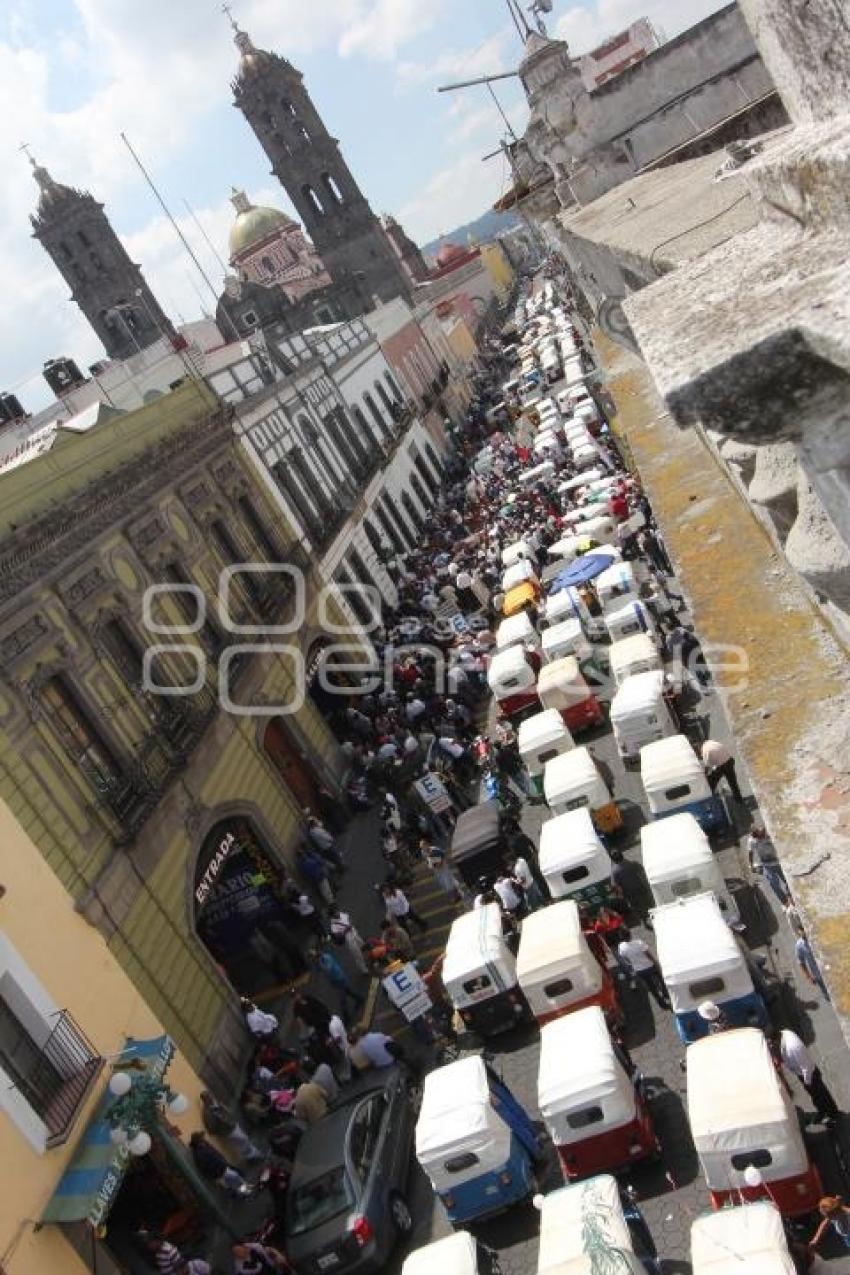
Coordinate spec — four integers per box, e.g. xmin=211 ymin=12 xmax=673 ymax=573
xmin=737 ymin=0 xmax=850 ymax=123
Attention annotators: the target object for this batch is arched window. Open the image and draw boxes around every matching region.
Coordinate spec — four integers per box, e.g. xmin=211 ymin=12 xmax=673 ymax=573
xmin=375 ymin=379 xmax=394 ymax=415
xmin=363 ymin=392 xmax=387 ymax=439
xmin=402 ymin=491 xmax=425 ymax=533
xmin=352 ymin=404 xmax=374 ymax=453
xmin=384 ymin=370 xmax=402 ymax=402
xmin=296 ymin=122 xmax=311 ymax=144
xmin=302 ymin=184 xmax=325 ymax=215
xmin=322 ymin=172 xmax=344 ymax=205
xmin=281 ymin=98 xmax=297 ymax=116
xmin=261 ymin=255 xmax=275 ymax=276
xmin=409 ymin=471 xmax=431 ymax=511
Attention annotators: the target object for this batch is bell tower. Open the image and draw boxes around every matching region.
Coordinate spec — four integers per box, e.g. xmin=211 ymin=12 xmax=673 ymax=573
xmin=29 ymin=155 xmax=175 ymax=362
xmin=229 ymin=22 xmax=411 ymax=312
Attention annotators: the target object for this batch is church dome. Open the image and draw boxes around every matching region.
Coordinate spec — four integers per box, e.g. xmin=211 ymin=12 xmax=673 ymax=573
xmin=228 ymin=188 xmax=295 ymax=260
xmin=435 ymin=241 xmax=466 ymax=269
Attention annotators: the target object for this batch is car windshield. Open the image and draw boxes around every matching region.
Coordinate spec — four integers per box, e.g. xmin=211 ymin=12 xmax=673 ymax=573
xmin=287 ymin=1166 xmax=355 ymax=1236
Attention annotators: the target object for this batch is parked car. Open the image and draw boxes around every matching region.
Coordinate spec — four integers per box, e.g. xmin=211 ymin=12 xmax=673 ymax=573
xmin=285 ymin=1067 xmax=416 ymax=1275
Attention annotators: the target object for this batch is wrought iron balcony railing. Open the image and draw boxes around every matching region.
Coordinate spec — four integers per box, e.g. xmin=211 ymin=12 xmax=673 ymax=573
xmin=7 ymin=1008 xmax=103 ymax=1147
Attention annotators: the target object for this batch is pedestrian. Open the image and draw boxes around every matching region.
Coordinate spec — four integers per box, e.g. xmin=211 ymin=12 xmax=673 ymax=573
xmin=783 ymin=900 xmax=805 ymax=937
xmin=327 ymin=1012 xmax=353 ymax=1082
xmin=311 ymin=945 xmax=366 ymax=1019
xmin=697 ymin=1000 xmax=730 ymax=1034
xmin=808 ymin=1197 xmax=850 ymax=1256
xmin=347 ymin=1025 xmax=412 ymax=1073
xmin=380 ymin=917 xmax=414 ymax=961
xmin=189 ymin=1132 xmax=251 ymax=1197
xmin=199 ymin=1091 xmax=262 ymax=1164
xmin=420 ymin=838 xmax=461 ymax=904
xmin=507 ymin=853 xmax=545 ymax=911
xmin=747 ymin=825 xmax=790 ymax=904
xmin=795 ymin=932 xmax=830 ymax=1000
xmin=297 ymin=845 xmax=334 ymax=905
xmin=775 ymin=1027 xmax=840 ymax=1123
xmin=494 ymin=871 xmax=524 ymax=918
xmin=701 ymin=738 xmax=743 ymax=803
xmin=290 ymin=887 xmax=327 ymax=939
xmin=328 ymin=907 xmax=369 ymax=974
xmin=306 ymin=813 xmax=345 ymax=869
xmin=609 ymin=850 xmax=652 ymax=926
xmin=302 ymin=1055 xmax=339 ymax=1102
xmin=141 ymin=1235 xmax=211 ymax=1275
xmin=240 ymin=999 xmax=278 ymax=1042
xmin=382 ymin=883 xmax=428 ymax=934
xmin=231 ymin=1240 xmax=292 ymax=1273
xmin=616 ymin=931 xmax=671 ymax=1009
xmin=293 ymin=1074 xmax=329 ymax=1125
xmin=589 ymin=748 xmax=615 ymax=797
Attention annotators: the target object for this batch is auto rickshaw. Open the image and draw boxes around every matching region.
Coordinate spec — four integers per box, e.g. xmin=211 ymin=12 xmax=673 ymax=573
xmin=538 ymin=1006 xmax=660 ymax=1181
xmin=518 ymin=460 xmax=557 ymax=488
xmin=610 ymin=633 xmax=662 ymax=689
xmin=516 ymin=899 xmax=620 ymax=1026
xmin=543 ymin=746 xmax=622 ymax=834
xmin=517 ymin=709 xmax=574 ymax=797
xmin=442 ymin=903 xmax=530 ymax=1035
xmin=538 ymin=808 xmax=618 ymax=912
xmin=547 ymin=534 xmax=588 ymax=565
xmin=502 ymin=539 xmax=534 ymax=568
xmin=541 ymin=616 xmax=586 ymax=665
xmin=573 ymin=443 xmax=601 ymax=472
xmin=488 ymin=645 xmax=540 ymax=721
xmin=542 ymin=587 xmax=606 ymax=642
xmin=536 ymin=656 xmax=604 ymax=734
xmin=686 ymin=1027 xmax=823 ymax=1215
xmin=495 ymin=611 xmax=543 ymax=659
xmin=503 ymin=579 xmax=542 ymax=618
xmin=690 ymin=1202 xmax=797 ymax=1274
xmin=605 ymin=600 xmax=657 ymax=645
xmin=502 ymin=559 xmax=541 ymax=595
xmin=450 ymin=801 xmax=503 ymax=889
xmin=573 ymin=514 xmax=617 ymax=546
xmin=597 ymin=561 xmax=641 ymax=615
xmin=652 ymin=894 xmax=766 ymax=1042
xmin=537 ymin=1176 xmax=660 ymax=1275
xmin=610 ymin=670 xmax=678 ymax=764
xmin=415 ymin=1054 xmax=540 ymax=1224
xmin=402 ymin=1233 xmax=479 ymax=1275
xmin=640 ymin=813 xmax=741 ymax=927
xmin=640 ymin=734 xmax=727 ymax=833
xmin=558 ymin=469 xmax=605 ymax=501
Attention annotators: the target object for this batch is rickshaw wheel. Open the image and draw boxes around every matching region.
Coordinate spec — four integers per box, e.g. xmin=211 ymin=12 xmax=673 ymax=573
xmin=389 ymin=1192 xmax=414 ymax=1237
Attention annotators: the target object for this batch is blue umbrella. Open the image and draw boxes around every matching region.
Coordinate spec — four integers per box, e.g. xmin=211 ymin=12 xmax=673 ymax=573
xmin=548 ymin=552 xmax=614 ymax=594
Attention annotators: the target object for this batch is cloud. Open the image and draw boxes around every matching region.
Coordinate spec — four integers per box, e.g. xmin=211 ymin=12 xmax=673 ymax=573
xmin=338 ymin=0 xmax=446 ymax=61
xmin=396 ymin=145 xmax=517 ymax=245
xmin=396 ymin=29 xmax=513 ymax=88
xmin=555 ymin=0 xmax=725 ymax=55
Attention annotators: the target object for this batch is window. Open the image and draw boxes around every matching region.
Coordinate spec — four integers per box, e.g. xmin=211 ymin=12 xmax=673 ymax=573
xmin=322 ymin=172 xmax=343 ymax=203
xmin=281 ymin=97 xmax=297 ymax=115
xmin=347 ymin=1093 xmax=386 ymax=1182
xmin=384 ymin=370 xmax=402 ymax=401
xmin=334 ymin=567 xmax=371 ymax=628
xmin=77 ymin=230 xmax=90 ymax=248
xmin=210 ymin=518 xmax=265 ymax=609
xmin=238 ymin=495 xmax=282 ymax=563
xmin=163 ymin=562 xmax=224 ymax=656
xmin=296 ymin=122 xmax=311 ymax=143
xmin=462 ymin=975 xmax=492 ymax=995
xmin=374 ymin=502 xmax=405 ymax=555
xmin=566 ymin=1106 xmax=604 ymax=1130
xmin=58 ymin=240 xmax=72 ymax=260
xmin=352 ymin=404 xmax=375 ymax=451
xmin=543 ymin=978 xmax=575 ymax=999
xmin=287 ymin=1166 xmax=354 ymax=1236
xmin=402 ymin=492 xmax=424 ymax=533
xmin=664 ymin=784 xmax=692 ymax=801
xmin=261 ymin=255 xmax=275 ymax=276
xmin=538 ymin=748 xmax=559 ymax=766
xmin=40 ymin=675 xmax=122 ymax=792
xmin=363 ymin=391 xmax=387 ymax=437
xmin=240 ymin=309 xmax=259 ymax=330
xmin=375 ymin=379 xmax=393 ymax=414
xmin=444 ymin=1152 xmax=479 ymax=1173
xmin=561 ymin=865 xmax=590 ymax=884
xmin=731 ymin=1149 xmax=772 ymax=1171
xmin=102 ymin=618 xmax=143 ymax=686
xmin=409 ymin=472 xmax=431 ymax=511
xmin=669 ymin=876 xmax=703 ymax=899
xmin=688 ymin=976 xmax=726 ymax=1000
xmin=564 ymin=795 xmax=589 ymax=811
xmin=303 ymin=184 xmax=324 ymax=215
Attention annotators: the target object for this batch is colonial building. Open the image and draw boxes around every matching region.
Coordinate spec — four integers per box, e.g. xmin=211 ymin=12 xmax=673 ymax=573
xmin=228 ymin=187 xmax=332 ymax=304
xmin=28 ymin=157 xmax=175 ymax=362
xmin=0 ymin=809 xmax=208 ymax=1275
xmin=229 ymin=20 xmax=411 ymax=310
xmin=0 ymin=379 xmax=357 ymax=1094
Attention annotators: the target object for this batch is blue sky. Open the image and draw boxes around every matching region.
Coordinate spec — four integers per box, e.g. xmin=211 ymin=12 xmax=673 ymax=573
xmin=2 ymin=0 xmax=724 ymax=408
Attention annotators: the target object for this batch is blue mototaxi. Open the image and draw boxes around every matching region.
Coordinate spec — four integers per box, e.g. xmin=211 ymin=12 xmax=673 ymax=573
xmin=652 ymin=894 xmax=769 ymax=1043
xmin=639 ymin=734 xmax=727 ymax=835
xmin=415 ymin=1053 xmax=540 ymax=1224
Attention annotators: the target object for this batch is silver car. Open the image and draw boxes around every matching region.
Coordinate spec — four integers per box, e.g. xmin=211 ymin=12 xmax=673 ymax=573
xmin=285 ymin=1066 xmax=416 ymax=1275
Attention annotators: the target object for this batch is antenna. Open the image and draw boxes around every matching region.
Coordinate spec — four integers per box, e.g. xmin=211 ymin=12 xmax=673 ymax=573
xmin=182 ymin=197 xmax=229 ymax=273
xmin=18 ymin=141 xmax=36 ymax=167
xmin=221 ymin=1 xmax=238 ymax=31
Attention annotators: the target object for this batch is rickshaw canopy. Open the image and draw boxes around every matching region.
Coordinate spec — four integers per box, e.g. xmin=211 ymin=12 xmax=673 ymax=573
xmin=573 ymin=515 xmax=616 ymax=545
xmin=442 ymin=903 xmax=517 ymax=1008
xmin=541 ymin=617 xmax=584 ymax=663
xmin=641 ymin=734 xmax=711 ymax=807
xmin=547 ymin=534 xmax=585 ymax=563
xmin=536 ymin=656 xmax=592 ymax=714
xmin=416 ymin=1054 xmax=511 ymax=1190
xmin=640 ymin=813 xmax=713 ymax=887
xmin=538 ymin=808 xmax=610 ymax=891
xmin=504 ymin=581 xmax=539 ymax=617
xmin=605 ymin=600 xmax=652 ymax=642
xmin=652 ymin=894 xmax=751 ymax=998
xmin=538 ymin=1006 xmax=636 ymax=1140
xmin=686 ymin=1028 xmax=811 ymax=1186
xmin=496 ymin=611 xmax=541 ymax=653
xmin=502 ymin=559 xmax=540 ymax=593
xmin=610 ymin=669 xmax=666 ymax=727
xmin=516 ymin=900 xmax=602 ymax=1010
xmin=690 ymin=1202 xmax=797 ymax=1275
xmin=402 ymin=1232 xmax=479 ymax=1275
xmin=519 ymin=461 xmax=556 ymax=487
xmin=543 ymin=747 xmax=607 ymax=813
xmin=487 ymin=644 xmax=537 ymax=699
xmin=450 ymin=802 xmax=501 ymax=871
xmin=537 ymin=1176 xmax=645 ymax=1275
xmin=502 ymin=539 xmax=534 ymax=568
xmin=597 ymin=561 xmax=639 ymax=606
xmin=558 ymin=469 xmax=604 ymax=497
xmin=610 ymin=633 xmax=662 ymax=686
xmin=518 ymin=710 xmax=573 ymax=771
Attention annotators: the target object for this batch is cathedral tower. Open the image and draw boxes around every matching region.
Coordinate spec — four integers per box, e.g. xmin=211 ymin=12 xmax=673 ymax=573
xmin=229 ymin=23 xmax=411 ymax=313
xmin=29 ymin=157 xmax=174 ymax=362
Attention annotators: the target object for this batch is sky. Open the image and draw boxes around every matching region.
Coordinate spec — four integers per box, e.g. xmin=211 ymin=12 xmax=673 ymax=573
xmin=3 ymin=0 xmax=724 ymax=410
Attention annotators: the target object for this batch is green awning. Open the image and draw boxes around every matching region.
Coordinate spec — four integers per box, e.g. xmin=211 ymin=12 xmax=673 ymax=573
xmin=42 ymin=1034 xmax=174 ymax=1227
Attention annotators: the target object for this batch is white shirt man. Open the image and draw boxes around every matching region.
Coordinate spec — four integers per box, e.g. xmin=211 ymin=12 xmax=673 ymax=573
xmin=245 ymin=1005 xmax=278 ymax=1039
xmin=701 ymin=739 xmax=731 ymax=770
xmin=779 ymin=1029 xmax=815 ymax=1085
xmin=617 ymin=937 xmax=654 ymax=972
xmin=494 ymin=876 xmax=523 ymax=914
xmin=383 ymin=888 xmax=411 ymax=920
xmin=353 ymin=1031 xmax=396 ymax=1068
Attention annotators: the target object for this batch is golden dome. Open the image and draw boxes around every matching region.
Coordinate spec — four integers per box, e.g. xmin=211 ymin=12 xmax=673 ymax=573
xmin=228 ymin=189 xmax=295 ymax=260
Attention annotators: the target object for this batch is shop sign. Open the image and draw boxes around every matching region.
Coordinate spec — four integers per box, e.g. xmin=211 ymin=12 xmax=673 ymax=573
xmin=195 ymin=831 xmax=237 ymax=906
xmin=382 ymin=963 xmax=432 ymax=1022
xmin=415 ymin=771 xmax=452 ymax=814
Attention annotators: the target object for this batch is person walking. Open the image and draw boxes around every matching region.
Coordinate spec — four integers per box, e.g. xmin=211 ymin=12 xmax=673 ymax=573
xmin=507 ymin=853 xmax=545 ymax=911
xmin=240 ymin=999 xmax=278 ymax=1043
xmin=293 ymin=1074 xmax=329 ymax=1125
xmin=775 ymin=1027 xmax=840 ymax=1123
xmin=747 ymin=825 xmax=790 ymax=904
xmin=380 ymin=917 xmax=414 ymax=961
xmin=795 ymin=931 xmax=830 ymax=1000
xmin=420 ymin=838 xmax=462 ymax=904
xmin=189 ymin=1132 xmax=252 ymax=1197
xmin=382 ymin=883 xmax=428 ymax=934
xmin=199 ymin=1091 xmax=262 ymax=1164
xmin=290 ymin=887 xmax=327 ymax=940
xmin=312 ymin=945 xmax=366 ymax=1020
xmin=701 ymin=739 xmax=743 ymax=803
xmin=297 ymin=846 xmax=335 ymax=905
xmin=808 ymin=1197 xmax=850 ymax=1256
xmin=609 ymin=850 xmax=652 ymax=926
xmin=306 ymin=813 xmax=345 ymax=870
xmin=328 ymin=907 xmax=369 ymax=975
xmin=616 ymin=931 xmax=671 ymax=1009
xmin=261 ymin=917 xmax=309 ymax=977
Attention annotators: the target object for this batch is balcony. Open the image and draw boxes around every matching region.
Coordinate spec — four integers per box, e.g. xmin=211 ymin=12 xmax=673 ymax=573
xmin=11 ymin=1009 xmax=103 ymax=1148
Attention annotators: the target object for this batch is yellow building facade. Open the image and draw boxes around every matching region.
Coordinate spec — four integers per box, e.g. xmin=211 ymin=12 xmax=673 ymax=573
xmin=0 ymin=796 xmax=206 ymax=1275
xmin=479 ymin=239 xmax=516 ymax=299
xmin=0 ymin=381 xmax=356 ymax=1097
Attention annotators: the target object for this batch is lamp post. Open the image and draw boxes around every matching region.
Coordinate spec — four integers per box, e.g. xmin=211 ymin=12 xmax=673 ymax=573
xmin=107 ymin=1067 xmax=189 ymax=1155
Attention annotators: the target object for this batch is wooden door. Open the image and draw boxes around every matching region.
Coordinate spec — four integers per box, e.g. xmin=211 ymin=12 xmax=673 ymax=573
xmin=263 ymin=718 xmax=320 ymax=810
